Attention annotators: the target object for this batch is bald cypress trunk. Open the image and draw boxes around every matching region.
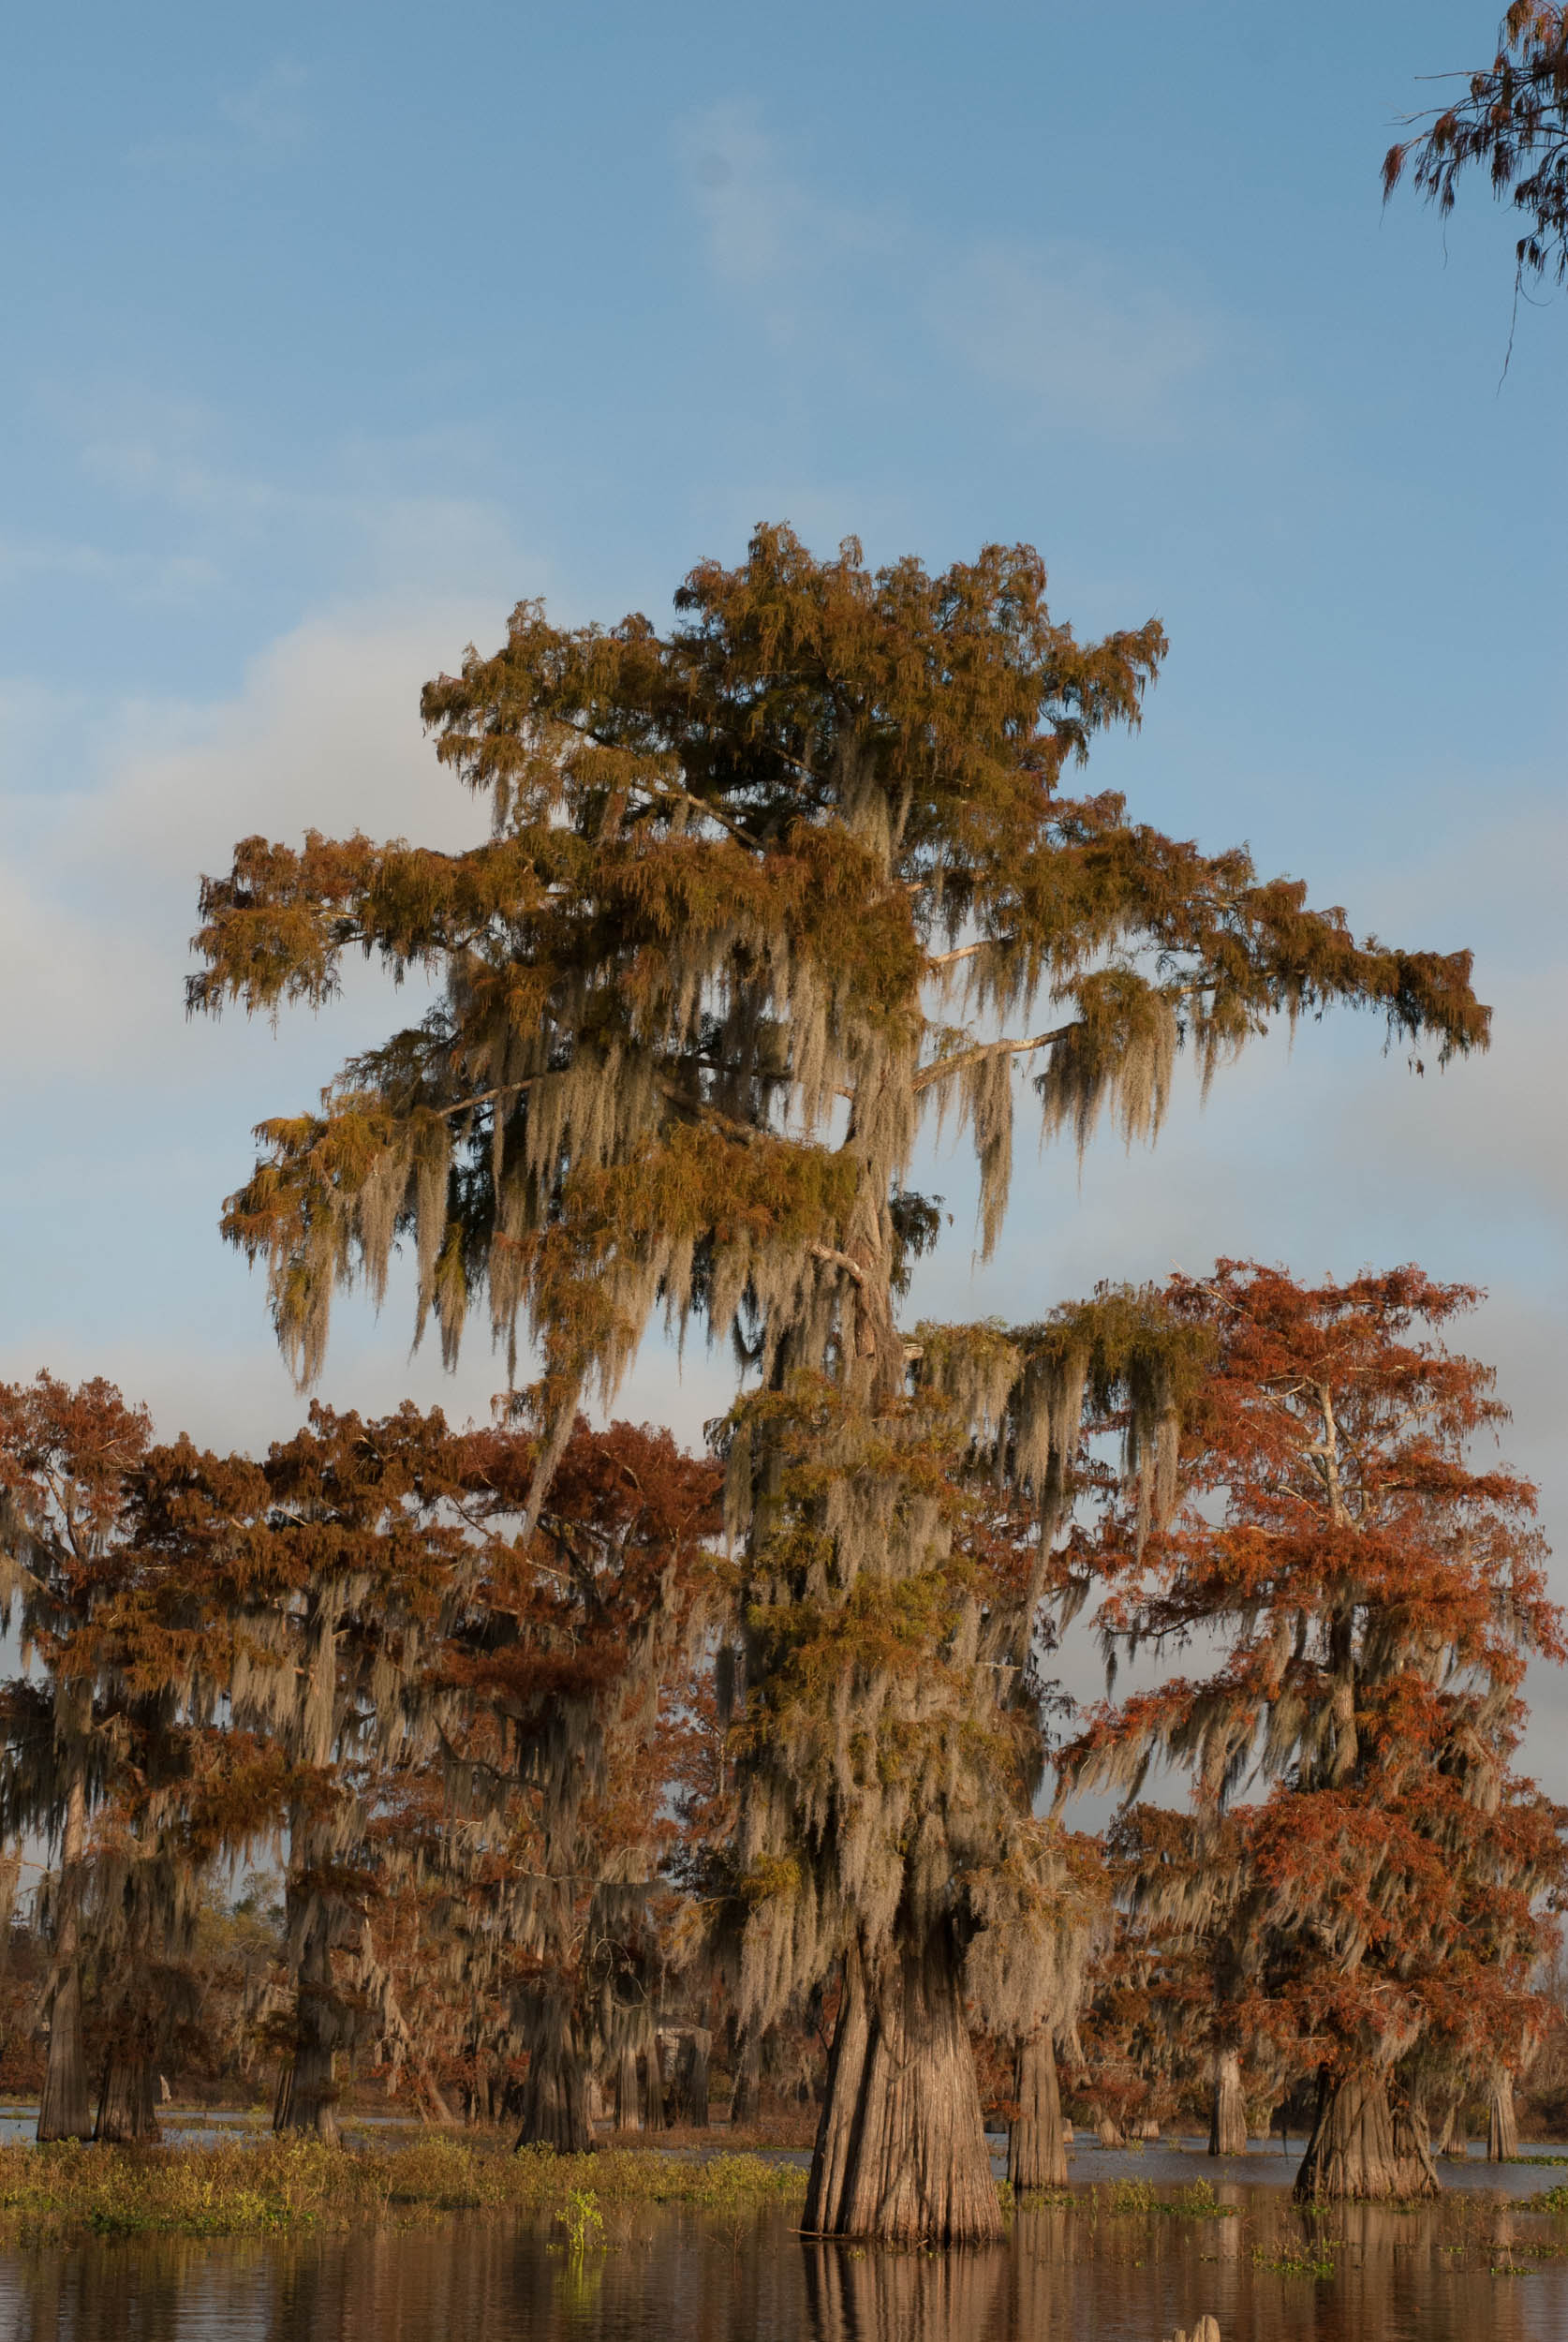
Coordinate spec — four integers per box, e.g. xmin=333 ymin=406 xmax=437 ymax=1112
xmin=515 ymin=1995 xmax=592 ymax=2152
xmin=95 ymin=2051 xmax=159 ymax=2142
xmin=727 ymin=2024 xmax=761 ymax=2127
xmin=279 ymin=1897 xmax=339 ymax=2141
xmin=614 ymin=2044 xmax=641 ymax=2130
xmin=1294 ymin=2067 xmax=1440 ymax=2201
xmin=1007 ymin=2027 xmax=1067 ymax=2190
xmin=642 ymin=2034 xmax=668 ymax=2132
xmin=805 ymin=1930 xmax=1002 ymax=2245
xmin=1209 ymin=2046 xmax=1248 ymax=2157
xmin=37 ymin=1773 xmax=92 ymax=2142
xmin=670 ymin=2027 xmax=711 ymax=2127
xmin=1487 ymin=2069 xmax=1518 ymax=2162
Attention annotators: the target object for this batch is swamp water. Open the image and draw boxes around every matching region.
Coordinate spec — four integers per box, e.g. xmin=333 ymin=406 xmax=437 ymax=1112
xmin=1 ymin=2152 xmax=1565 ymax=2341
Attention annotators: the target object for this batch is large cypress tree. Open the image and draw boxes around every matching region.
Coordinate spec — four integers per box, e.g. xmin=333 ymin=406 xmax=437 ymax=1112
xmin=191 ymin=526 xmax=1487 ymax=2237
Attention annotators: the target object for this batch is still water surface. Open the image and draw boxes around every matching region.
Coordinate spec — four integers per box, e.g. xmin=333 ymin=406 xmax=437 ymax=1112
xmin=3 ymin=2180 xmax=1566 ymax=2342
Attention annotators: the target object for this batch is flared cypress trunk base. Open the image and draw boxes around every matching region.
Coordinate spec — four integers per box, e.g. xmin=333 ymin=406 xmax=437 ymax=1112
xmin=515 ymin=2038 xmax=592 ymax=2153
xmin=96 ymin=2053 xmax=160 ymax=2142
xmin=275 ymin=2046 xmax=341 ymax=2141
xmin=1007 ymin=2028 xmax=1067 ymax=2191
xmin=1294 ymin=2068 xmax=1440 ymax=2201
xmin=1487 ymin=2071 xmax=1517 ymax=2162
xmin=1209 ymin=2047 xmax=1248 ymax=2157
xmin=37 ymin=1967 xmax=92 ymax=2142
xmin=805 ymin=1932 xmax=1001 ymax=2246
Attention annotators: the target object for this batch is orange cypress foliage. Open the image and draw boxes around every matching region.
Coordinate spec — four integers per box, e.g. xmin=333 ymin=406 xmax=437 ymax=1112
xmin=1061 ymin=1264 xmax=1567 ymax=2201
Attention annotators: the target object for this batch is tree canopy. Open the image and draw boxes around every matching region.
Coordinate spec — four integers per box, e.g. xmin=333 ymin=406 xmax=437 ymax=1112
xmin=1060 ymin=1265 xmax=1566 ymax=2201
xmin=191 ymin=526 xmax=1486 ymax=1461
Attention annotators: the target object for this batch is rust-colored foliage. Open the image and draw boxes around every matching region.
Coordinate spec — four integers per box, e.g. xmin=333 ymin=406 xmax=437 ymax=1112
xmin=0 ymin=1379 xmax=723 ymax=2141
xmin=1062 ymin=1265 xmax=1566 ymax=2192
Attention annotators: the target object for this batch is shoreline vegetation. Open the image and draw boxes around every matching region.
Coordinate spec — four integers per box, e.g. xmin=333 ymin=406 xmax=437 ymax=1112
xmin=0 ymin=2129 xmax=1565 ymax=2250
xmin=0 ymin=2136 xmax=808 ymax=2245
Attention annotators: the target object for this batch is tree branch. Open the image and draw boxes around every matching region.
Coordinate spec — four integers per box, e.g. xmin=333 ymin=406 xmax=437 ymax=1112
xmin=911 ymin=1023 xmax=1077 ymax=1096
xmin=806 ymin=1242 xmax=866 ymax=1287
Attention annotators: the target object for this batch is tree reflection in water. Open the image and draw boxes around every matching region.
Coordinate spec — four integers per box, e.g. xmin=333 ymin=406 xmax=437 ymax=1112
xmin=0 ymin=2191 xmax=1562 ymax=2341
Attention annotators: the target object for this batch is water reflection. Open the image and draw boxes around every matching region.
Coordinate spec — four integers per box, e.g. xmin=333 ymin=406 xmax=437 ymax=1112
xmin=0 ymin=2190 xmax=1563 ymax=2342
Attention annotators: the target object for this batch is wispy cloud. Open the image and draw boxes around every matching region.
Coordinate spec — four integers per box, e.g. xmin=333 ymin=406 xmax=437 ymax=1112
xmin=927 ymin=240 xmax=1211 ymax=436
xmin=677 ymin=100 xmax=1218 ymax=437
xmin=129 ymin=60 xmax=314 ymax=171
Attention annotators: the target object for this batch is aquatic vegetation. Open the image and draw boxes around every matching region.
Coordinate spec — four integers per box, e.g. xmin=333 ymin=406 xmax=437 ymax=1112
xmin=0 ymin=2139 xmax=807 ymax=2244
xmin=1252 ymin=2238 xmax=1337 ymax=2279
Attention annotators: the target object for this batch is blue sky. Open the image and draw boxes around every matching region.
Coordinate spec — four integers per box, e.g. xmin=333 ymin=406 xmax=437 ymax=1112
xmin=3 ymin=4 xmax=1566 ymax=1773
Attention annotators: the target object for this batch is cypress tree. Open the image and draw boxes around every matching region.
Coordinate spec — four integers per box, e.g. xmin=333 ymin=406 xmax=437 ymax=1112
xmin=190 ymin=526 xmax=1487 ymax=2236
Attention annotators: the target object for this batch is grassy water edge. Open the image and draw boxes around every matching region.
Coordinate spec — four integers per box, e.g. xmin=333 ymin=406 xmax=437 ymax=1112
xmin=0 ymin=2137 xmax=806 ymax=2244
xmin=5 ymin=2137 xmax=1567 ymax=2254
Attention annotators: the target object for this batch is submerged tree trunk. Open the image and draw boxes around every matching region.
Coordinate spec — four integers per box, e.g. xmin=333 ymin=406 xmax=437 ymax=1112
xmin=1487 ymin=2069 xmax=1518 ymax=2162
xmin=1294 ymin=2067 xmax=1440 ymax=2202
xmin=37 ymin=1773 xmax=92 ymax=2143
xmin=805 ymin=1932 xmax=1001 ymax=2245
xmin=1007 ymin=2027 xmax=1067 ymax=2191
xmin=515 ymin=2000 xmax=591 ymax=2154
xmin=95 ymin=2050 xmax=159 ymax=2142
xmin=1209 ymin=2046 xmax=1248 ymax=2157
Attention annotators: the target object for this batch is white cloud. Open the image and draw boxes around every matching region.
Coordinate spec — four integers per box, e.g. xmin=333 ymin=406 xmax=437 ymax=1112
xmin=0 ymin=601 xmax=500 ymax=1086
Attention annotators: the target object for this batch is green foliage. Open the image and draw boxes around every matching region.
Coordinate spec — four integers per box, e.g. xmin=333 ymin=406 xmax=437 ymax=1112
xmin=1100 ymin=2176 xmax=1234 ymax=2222
xmin=556 ymin=2185 xmax=604 ymax=2261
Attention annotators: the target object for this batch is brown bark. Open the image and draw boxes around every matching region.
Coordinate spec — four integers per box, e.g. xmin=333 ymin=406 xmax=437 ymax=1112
xmin=641 ymin=2033 xmax=668 ymax=2131
xmin=669 ymin=2027 xmax=711 ymax=2127
xmin=1487 ymin=2068 xmax=1518 ymax=2161
xmin=37 ymin=1772 xmax=92 ymax=2142
xmin=515 ymin=2019 xmax=591 ymax=2153
xmin=95 ymin=2050 xmax=159 ymax=2142
xmin=1208 ymin=2046 xmax=1248 ymax=2157
xmin=277 ymin=1906 xmax=339 ymax=2141
xmin=614 ymin=2044 xmax=641 ymax=2131
xmin=1007 ymin=2027 xmax=1067 ymax=2190
xmin=1293 ymin=2067 xmax=1440 ymax=2202
xmin=727 ymin=2025 xmax=760 ymax=2127
xmin=805 ymin=1931 xmax=1002 ymax=2245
